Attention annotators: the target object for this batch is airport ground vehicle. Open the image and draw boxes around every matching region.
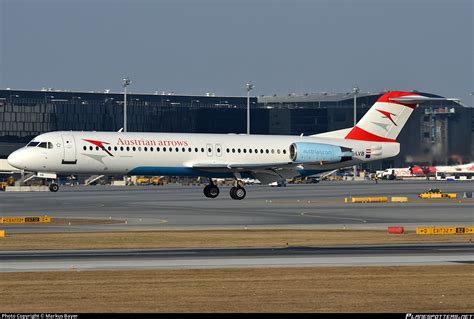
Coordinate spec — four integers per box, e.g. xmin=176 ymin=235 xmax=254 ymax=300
xmin=376 ymin=168 xmax=412 ymax=180
xmin=150 ymin=176 xmax=164 ymax=185
xmin=418 ymin=188 xmax=457 ymax=199
xmin=0 ymin=176 xmax=15 ymax=190
xmin=135 ymin=176 xmax=150 ymax=185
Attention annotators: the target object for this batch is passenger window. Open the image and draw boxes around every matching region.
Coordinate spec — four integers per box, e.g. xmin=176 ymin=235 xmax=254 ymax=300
xmin=96 ymin=146 xmax=100 ymax=151
xmin=132 ymin=147 xmax=136 ymax=151
xmin=283 ymin=149 xmax=287 ymax=154
xmin=114 ymin=146 xmax=117 ymax=151
xmin=238 ymin=149 xmax=241 ymax=153
xmin=201 ymin=148 xmax=204 ymax=152
xmin=188 ymin=147 xmax=192 ymax=152
xmin=249 ymin=149 xmax=252 ymax=153
xmin=266 ymin=149 xmax=269 ymax=154
xmin=108 ymin=146 xmax=112 ymax=151
xmin=260 ymin=149 xmax=263 ymax=154
xmin=157 ymin=147 xmax=160 ymax=152
xmin=126 ymin=147 xmax=130 ymax=151
xmin=243 ymin=149 xmax=247 ymax=153
xmin=182 ymin=147 xmax=185 ymax=152
xmin=163 ymin=147 xmax=166 ymax=152
xmin=194 ymin=147 xmax=198 ymax=152
xmin=150 ymin=147 xmax=154 ymax=152
xmin=169 ymin=147 xmax=172 ymax=152
xmin=232 ymin=148 xmax=235 ymax=153
xmin=271 ymin=149 xmax=274 ymax=154
xmin=176 ymin=147 xmax=179 ymax=152
xmin=277 ymin=149 xmax=281 ymax=154
xmin=144 ymin=147 xmax=148 ymax=152
xmin=120 ymin=146 xmax=124 ymax=151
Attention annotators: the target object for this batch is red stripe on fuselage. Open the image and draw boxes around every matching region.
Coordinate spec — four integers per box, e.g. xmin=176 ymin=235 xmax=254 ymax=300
xmin=345 ymin=126 xmax=396 ymax=142
xmin=83 ymin=139 xmax=114 ymax=156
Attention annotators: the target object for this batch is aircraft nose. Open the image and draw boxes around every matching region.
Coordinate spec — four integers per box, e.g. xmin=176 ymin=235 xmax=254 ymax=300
xmin=7 ymin=149 xmax=26 ymax=169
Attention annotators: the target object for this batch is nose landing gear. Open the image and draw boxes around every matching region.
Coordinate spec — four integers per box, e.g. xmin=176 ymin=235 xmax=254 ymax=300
xmin=48 ymin=182 xmax=59 ymax=192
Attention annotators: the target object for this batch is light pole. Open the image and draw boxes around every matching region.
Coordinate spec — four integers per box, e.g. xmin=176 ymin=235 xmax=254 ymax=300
xmin=352 ymin=86 xmax=359 ymax=179
xmin=353 ymin=86 xmax=359 ymax=126
xmin=246 ymin=82 xmax=254 ymax=134
xmin=122 ymin=77 xmax=131 ymax=132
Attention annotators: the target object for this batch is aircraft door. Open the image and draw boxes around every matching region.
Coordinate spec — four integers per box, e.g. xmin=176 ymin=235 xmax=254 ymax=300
xmin=216 ymin=144 xmax=222 ymax=157
xmin=61 ymin=135 xmax=77 ymax=164
xmin=206 ymin=143 xmax=213 ymax=157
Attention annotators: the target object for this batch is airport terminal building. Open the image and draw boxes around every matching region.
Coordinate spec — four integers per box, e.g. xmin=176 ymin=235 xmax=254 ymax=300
xmin=0 ymin=88 xmax=472 ymax=170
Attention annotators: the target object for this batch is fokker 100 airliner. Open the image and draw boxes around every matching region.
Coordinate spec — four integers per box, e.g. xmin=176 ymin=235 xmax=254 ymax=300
xmin=7 ymin=91 xmax=438 ymax=199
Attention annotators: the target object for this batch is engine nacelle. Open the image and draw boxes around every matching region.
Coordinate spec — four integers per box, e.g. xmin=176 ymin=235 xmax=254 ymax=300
xmin=290 ymin=142 xmax=353 ymax=164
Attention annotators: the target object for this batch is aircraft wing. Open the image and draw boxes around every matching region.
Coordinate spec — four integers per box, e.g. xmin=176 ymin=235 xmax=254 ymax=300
xmin=190 ymin=162 xmax=294 ymax=171
xmin=188 ymin=161 xmax=298 ymax=184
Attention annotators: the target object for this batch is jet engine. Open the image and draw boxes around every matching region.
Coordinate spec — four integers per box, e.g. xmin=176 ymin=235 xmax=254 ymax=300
xmin=289 ymin=142 xmax=353 ymax=164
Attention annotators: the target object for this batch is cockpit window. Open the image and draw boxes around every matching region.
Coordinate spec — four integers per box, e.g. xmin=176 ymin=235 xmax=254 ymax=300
xmin=30 ymin=141 xmax=53 ymax=149
xmin=27 ymin=141 xmax=40 ymax=147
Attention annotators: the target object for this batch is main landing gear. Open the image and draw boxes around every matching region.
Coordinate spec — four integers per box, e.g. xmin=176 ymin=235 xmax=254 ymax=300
xmin=229 ymin=185 xmax=246 ymax=200
xmin=203 ymin=181 xmax=220 ymax=198
xmin=203 ymin=179 xmax=246 ymax=200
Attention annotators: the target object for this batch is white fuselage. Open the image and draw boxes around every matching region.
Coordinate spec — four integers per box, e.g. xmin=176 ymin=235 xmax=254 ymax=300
xmin=8 ymin=131 xmax=400 ymax=180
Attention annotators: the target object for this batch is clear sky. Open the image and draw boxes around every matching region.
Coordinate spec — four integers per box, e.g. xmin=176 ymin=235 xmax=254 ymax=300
xmin=0 ymin=0 xmax=472 ymax=104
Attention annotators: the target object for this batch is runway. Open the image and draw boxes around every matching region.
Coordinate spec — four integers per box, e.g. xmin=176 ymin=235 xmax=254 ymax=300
xmin=1 ymin=243 xmax=472 ymax=272
xmin=0 ymin=180 xmax=472 ymax=233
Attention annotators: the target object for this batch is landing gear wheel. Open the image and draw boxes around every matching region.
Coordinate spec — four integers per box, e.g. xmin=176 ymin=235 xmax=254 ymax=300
xmin=49 ymin=183 xmax=59 ymax=192
xmin=203 ymin=185 xmax=220 ymax=198
xmin=230 ymin=186 xmax=246 ymax=200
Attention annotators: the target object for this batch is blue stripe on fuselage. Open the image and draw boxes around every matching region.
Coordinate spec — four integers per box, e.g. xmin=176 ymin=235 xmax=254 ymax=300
xmin=129 ymin=166 xmax=322 ymax=178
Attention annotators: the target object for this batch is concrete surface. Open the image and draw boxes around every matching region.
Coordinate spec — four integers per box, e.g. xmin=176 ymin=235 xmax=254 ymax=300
xmin=0 ymin=180 xmax=472 ymax=233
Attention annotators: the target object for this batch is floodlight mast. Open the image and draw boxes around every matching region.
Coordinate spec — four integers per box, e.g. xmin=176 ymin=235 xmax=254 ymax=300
xmin=352 ymin=86 xmax=360 ymax=179
xmin=246 ymin=82 xmax=254 ymax=135
xmin=122 ymin=77 xmax=131 ymax=132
